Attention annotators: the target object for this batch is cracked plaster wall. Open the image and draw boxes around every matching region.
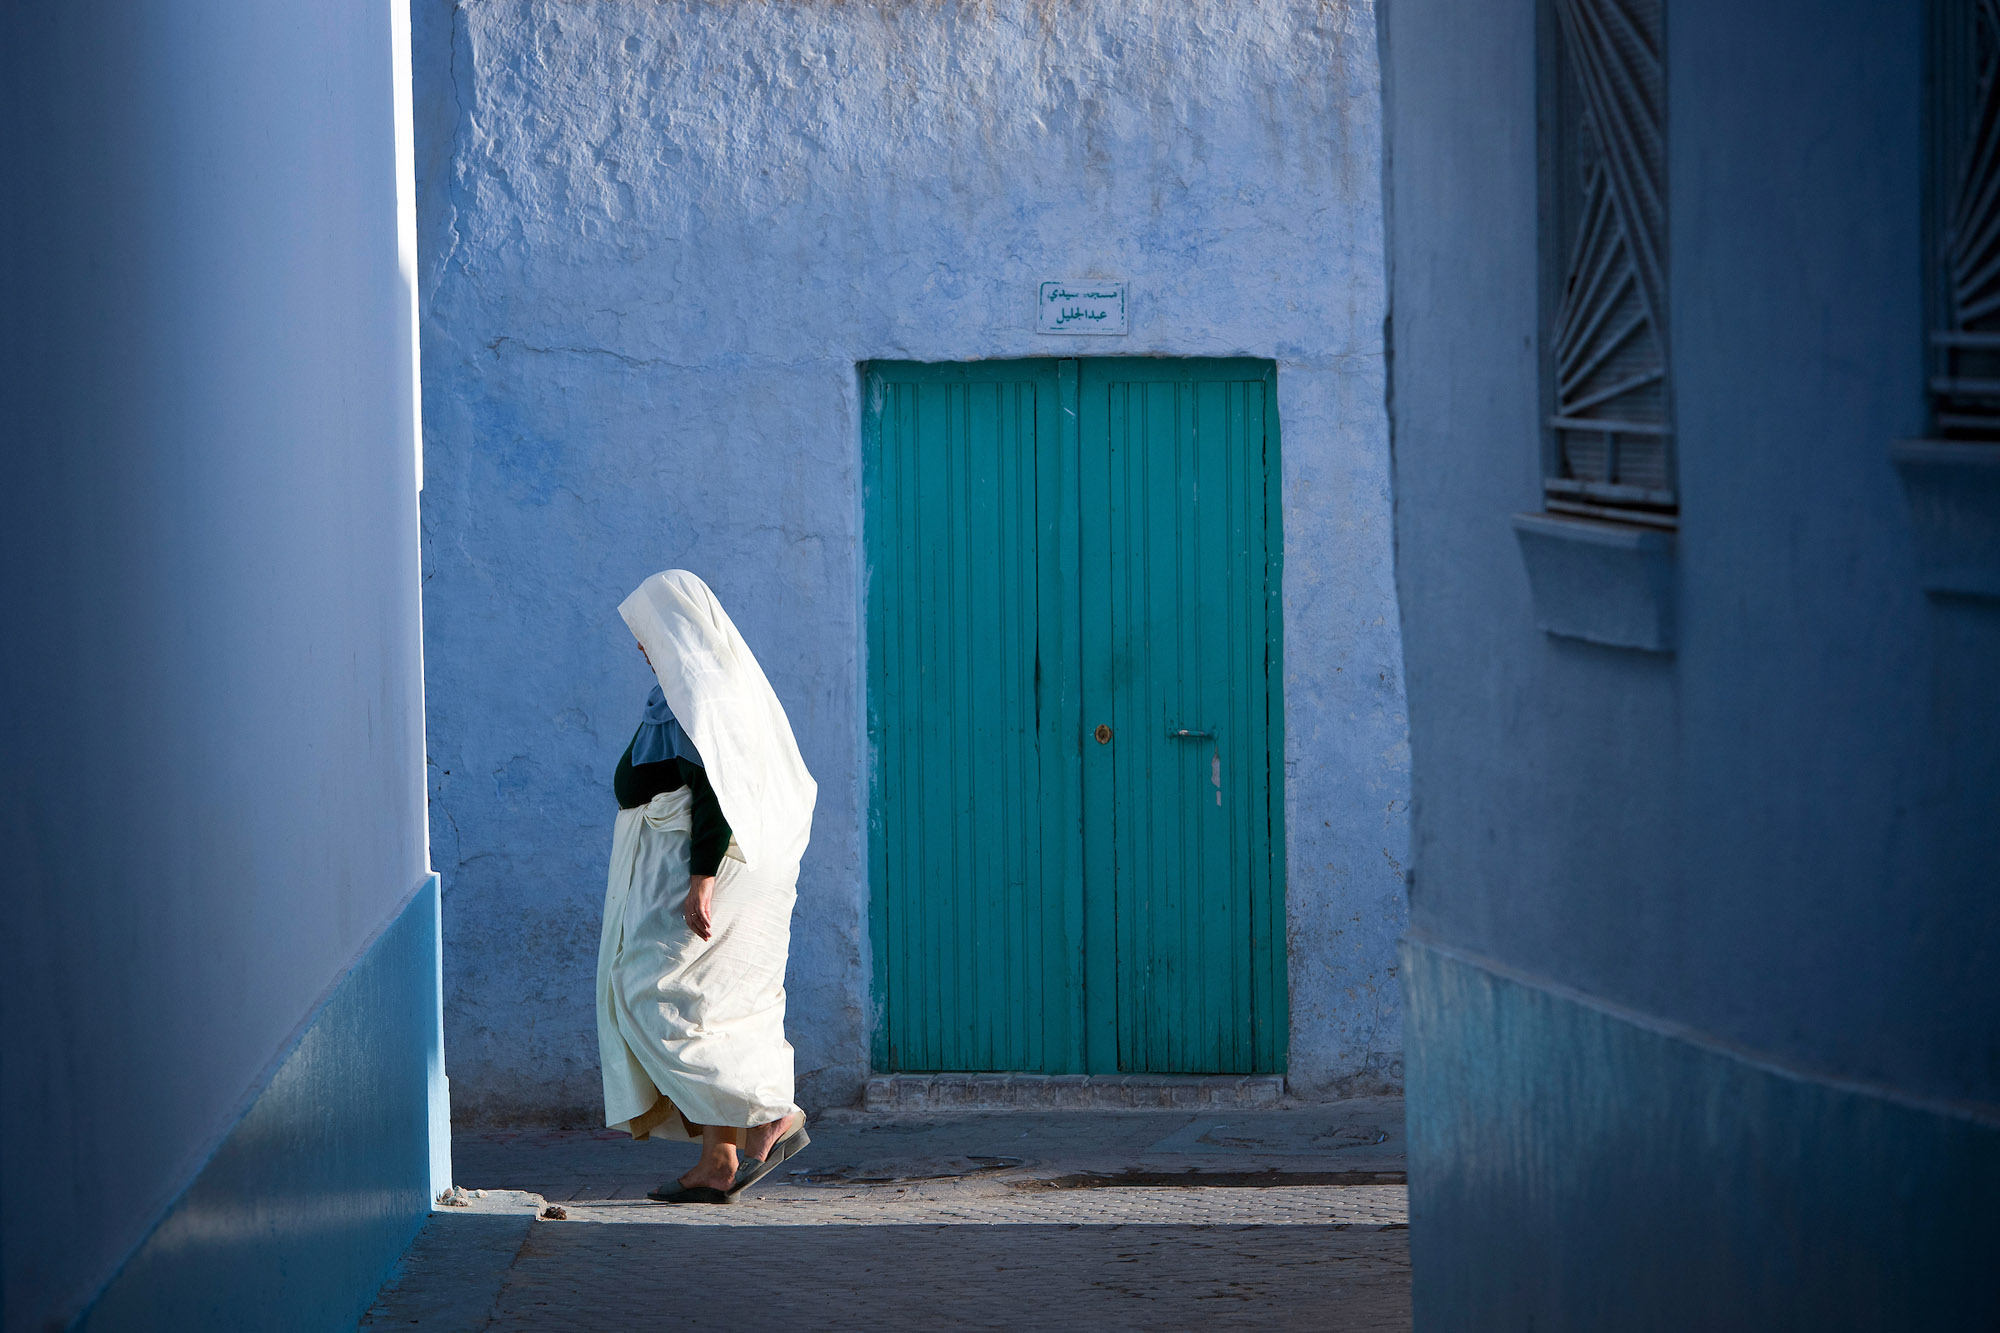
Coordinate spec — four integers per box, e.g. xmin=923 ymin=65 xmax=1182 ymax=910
xmin=413 ymin=0 xmax=1409 ymax=1122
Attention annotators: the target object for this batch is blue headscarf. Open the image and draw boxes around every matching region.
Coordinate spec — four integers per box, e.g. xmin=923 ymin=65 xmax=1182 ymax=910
xmin=630 ymin=684 xmax=704 ymax=768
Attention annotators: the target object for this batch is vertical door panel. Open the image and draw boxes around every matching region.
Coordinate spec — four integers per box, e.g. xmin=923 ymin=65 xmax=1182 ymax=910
xmin=1078 ymin=359 xmax=1285 ymax=1075
xmin=865 ymin=361 xmax=1081 ymax=1072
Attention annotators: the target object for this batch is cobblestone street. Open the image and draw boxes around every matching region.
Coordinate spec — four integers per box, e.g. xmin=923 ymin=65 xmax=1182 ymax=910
xmin=364 ymin=1100 xmax=1410 ymax=1331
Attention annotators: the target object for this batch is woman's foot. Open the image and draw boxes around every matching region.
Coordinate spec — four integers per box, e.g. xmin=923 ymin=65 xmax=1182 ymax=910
xmin=744 ymin=1111 xmax=804 ymax=1164
xmin=677 ymin=1145 xmax=739 ymax=1192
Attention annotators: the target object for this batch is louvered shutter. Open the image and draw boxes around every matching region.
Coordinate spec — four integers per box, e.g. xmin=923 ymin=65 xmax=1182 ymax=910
xmin=1545 ymin=0 xmax=1675 ymax=527
xmin=1929 ymin=0 xmax=2000 ymax=438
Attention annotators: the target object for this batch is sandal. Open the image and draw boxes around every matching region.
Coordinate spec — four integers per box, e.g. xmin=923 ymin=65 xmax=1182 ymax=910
xmin=646 ymin=1181 xmax=734 ymax=1204
xmin=728 ymin=1118 xmax=810 ymax=1198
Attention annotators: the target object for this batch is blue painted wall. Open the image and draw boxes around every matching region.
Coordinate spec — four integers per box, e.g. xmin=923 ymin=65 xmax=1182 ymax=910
xmin=411 ymin=0 xmax=1410 ymax=1121
xmin=0 ymin=1 xmax=441 ymax=1327
xmin=78 ymin=878 xmax=448 ymax=1333
xmin=1402 ymin=944 xmax=1998 ymax=1330
xmin=1380 ymin=0 xmax=2000 ymax=1323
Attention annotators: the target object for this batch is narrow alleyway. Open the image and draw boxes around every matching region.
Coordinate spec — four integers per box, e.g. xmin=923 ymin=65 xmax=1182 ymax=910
xmin=363 ymin=1100 xmax=1409 ymax=1331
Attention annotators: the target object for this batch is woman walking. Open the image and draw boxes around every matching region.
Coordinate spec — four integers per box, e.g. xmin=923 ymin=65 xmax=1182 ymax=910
xmin=596 ymin=569 xmax=816 ymax=1202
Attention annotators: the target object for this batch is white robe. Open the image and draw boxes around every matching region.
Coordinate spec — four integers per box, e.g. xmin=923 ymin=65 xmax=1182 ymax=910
xmin=596 ymin=789 xmax=800 ymax=1137
xmin=596 ymin=570 xmax=817 ymax=1138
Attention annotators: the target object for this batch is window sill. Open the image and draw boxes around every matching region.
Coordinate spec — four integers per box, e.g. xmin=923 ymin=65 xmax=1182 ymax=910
xmin=1512 ymin=511 xmax=1676 ymax=653
xmin=1890 ymin=439 xmax=2000 ymax=600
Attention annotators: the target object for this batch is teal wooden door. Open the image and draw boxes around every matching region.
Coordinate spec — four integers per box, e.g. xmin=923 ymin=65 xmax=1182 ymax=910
xmin=865 ymin=361 xmax=1085 ymax=1073
xmin=866 ymin=358 xmax=1283 ymax=1075
xmin=1077 ymin=359 xmax=1286 ymax=1074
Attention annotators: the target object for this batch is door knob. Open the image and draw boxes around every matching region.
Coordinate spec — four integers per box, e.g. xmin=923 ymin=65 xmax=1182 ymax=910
xmin=1094 ymin=724 xmax=1112 ymax=744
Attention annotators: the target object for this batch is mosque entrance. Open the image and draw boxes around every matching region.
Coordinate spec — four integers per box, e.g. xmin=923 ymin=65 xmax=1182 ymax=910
xmin=864 ymin=358 xmax=1285 ymax=1076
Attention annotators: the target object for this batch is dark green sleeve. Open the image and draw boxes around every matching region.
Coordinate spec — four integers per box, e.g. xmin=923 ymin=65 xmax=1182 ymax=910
xmin=613 ymin=732 xmax=641 ymax=809
xmin=682 ymin=760 xmax=734 ymax=877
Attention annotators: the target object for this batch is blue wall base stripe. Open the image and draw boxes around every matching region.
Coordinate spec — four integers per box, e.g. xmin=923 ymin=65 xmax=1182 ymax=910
xmin=1403 ymin=937 xmax=2000 ymax=1333
xmin=78 ymin=874 xmax=447 ymax=1332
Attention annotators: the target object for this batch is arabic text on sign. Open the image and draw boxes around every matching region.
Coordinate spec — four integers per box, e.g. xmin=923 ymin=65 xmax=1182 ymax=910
xmin=1036 ymin=280 xmax=1127 ymax=335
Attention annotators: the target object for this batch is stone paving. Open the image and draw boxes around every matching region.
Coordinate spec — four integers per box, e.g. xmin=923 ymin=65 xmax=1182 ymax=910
xmin=363 ymin=1099 xmax=1410 ymax=1331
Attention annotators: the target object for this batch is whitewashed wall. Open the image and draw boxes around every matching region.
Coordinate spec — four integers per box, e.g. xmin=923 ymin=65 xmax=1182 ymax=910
xmin=415 ymin=0 xmax=1408 ymax=1119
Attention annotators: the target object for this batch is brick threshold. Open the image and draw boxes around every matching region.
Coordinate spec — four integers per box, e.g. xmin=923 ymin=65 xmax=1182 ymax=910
xmin=863 ymin=1073 xmax=1286 ymax=1112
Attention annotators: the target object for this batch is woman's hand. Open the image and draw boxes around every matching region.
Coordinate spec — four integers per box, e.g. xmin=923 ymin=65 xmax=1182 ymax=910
xmin=683 ymin=874 xmax=716 ymax=940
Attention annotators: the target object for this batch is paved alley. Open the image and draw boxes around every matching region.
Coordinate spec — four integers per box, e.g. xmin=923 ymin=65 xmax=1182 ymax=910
xmin=362 ymin=1100 xmax=1410 ymax=1331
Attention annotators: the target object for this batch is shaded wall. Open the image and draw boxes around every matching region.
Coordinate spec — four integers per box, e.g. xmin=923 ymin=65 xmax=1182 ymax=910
xmin=0 ymin=1 xmax=438 ymax=1327
xmin=413 ymin=0 xmax=1409 ymax=1121
xmin=1381 ymin=0 xmax=2000 ymax=1325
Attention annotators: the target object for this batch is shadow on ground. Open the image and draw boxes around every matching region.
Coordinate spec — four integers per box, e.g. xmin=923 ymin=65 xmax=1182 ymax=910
xmin=363 ymin=1103 xmax=1411 ymax=1331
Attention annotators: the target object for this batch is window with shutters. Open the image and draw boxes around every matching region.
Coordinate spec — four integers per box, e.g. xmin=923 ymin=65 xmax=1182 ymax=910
xmin=1928 ymin=0 xmax=2000 ymax=438
xmin=1540 ymin=0 xmax=1674 ymax=530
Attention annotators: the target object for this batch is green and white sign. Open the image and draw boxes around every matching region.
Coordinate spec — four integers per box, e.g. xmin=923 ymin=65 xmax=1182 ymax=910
xmin=1037 ymin=280 xmax=1128 ymax=335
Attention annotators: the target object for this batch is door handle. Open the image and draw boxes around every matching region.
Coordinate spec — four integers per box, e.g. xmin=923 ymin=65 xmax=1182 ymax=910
xmin=1094 ymin=724 xmax=1113 ymax=744
xmin=1167 ymin=728 xmax=1213 ymax=739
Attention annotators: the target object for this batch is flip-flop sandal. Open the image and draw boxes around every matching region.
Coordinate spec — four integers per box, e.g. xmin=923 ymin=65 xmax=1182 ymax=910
xmin=728 ymin=1120 xmax=811 ymax=1199
xmin=646 ymin=1181 xmax=734 ymax=1204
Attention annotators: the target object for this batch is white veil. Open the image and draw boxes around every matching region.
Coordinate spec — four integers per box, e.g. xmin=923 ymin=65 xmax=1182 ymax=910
xmin=618 ymin=570 xmax=817 ymax=871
